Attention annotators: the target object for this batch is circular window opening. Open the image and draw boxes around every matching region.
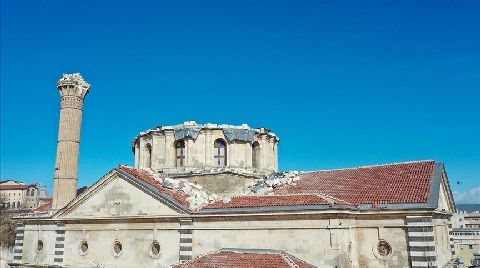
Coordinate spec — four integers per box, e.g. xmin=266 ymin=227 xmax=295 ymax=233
xmin=36 ymin=240 xmax=44 ymax=253
xmin=377 ymin=241 xmax=392 ymax=257
xmin=150 ymin=241 xmax=161 ymax=258
xmin=113 ymin=241 xmax=123 ymax=256
xmin=79 ymin=241 xmax=89 ymax=255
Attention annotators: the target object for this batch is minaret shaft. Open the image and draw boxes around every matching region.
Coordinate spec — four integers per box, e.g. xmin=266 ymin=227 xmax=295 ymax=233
xmin=52 ymin=73 xmax=90 ymax=210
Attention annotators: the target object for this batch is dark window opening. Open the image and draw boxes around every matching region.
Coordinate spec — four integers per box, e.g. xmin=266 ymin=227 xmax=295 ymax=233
xmin=175 ymin=140 xmax=185 ymax=167
xmin=151 ymin=241 xmax=160 ymax=256
xmin=214 ymin=139 xmax=227 ymax=166
xmin=37 ymin=240 xmax=44 ymax=253
xmin=145 ymin=143 xmax=152 ymax=168
xmin=114 ymin=241 xmax=122 ymax=255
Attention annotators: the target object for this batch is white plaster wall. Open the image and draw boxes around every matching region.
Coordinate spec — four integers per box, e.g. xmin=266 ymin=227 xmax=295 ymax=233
xmin=0 ymin=246 xmax=13 ymax=268
xmin=67 ymin=176 xmax=181 ymax=218
xmin=193 ymin=217 xmax=411 ymax=268
xmin=21 ymin=225 xmax=58 ymax=266
xmin=62 ymin=224 xmax=179 ymax=268
xmin=434 ymin=218 xmax=453 ymax=266
xmin=18 ymin=214 xmax=454 ymax=267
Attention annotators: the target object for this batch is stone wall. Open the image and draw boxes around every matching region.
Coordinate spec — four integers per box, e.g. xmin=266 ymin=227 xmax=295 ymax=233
xmin=13 ymin=213 xmax=453 ymax=267
xmin=133 ymin=123 xmax=279 ymax=174
xmin=0 ymin=246 xmax=13 ymax=268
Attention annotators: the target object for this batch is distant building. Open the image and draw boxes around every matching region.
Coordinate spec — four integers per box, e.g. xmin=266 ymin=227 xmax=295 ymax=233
xmin=35 ymin=183 xmax=49 ymax=199
xmin=451 ymin=211 xmax=480 ymax=266
xmin=451 ymin=228 xmax=480 ymax=267
xmin=0 ymin=180 xmax=48 ymax=209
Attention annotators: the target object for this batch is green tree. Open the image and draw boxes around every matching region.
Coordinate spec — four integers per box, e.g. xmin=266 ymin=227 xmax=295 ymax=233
xmin=0 ymin=197 xmax=16 ymax=248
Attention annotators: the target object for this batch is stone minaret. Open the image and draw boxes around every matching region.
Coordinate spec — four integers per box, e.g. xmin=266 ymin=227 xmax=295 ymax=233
xmin=52 ymin=73 xmax=90 ymax=209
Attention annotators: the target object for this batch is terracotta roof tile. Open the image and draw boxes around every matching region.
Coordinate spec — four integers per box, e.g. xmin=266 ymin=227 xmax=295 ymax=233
xmin=275 ymin=160 xmax=436 ymax=205
xmin=76 ymin=186 xmax=89 ymax=196
xmin=0 ymin=184 xmax=36 ymax=190
xmin=117 ymin=166 xmax=189 ymax=206
xmin=173 ymin=249 xmax=316 ymax=268
xmin=34 ymin=200 xmax=52 ymax=212
xmin=204 ymin=194 xmax=350 ymax=209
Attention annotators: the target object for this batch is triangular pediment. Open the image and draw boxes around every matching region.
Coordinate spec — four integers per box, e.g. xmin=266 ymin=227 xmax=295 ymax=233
xmin=433 ymin=163 xmax=456 ymax=213
xmin=56 ymin=169 xmax=188 ymax=218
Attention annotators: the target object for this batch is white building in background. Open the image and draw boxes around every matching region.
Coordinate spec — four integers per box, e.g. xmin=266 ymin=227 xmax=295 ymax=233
xmin=0 ymin=180 xmax=42 ymax=209
xmin=451 ymin=211 xmax=480 ymax=266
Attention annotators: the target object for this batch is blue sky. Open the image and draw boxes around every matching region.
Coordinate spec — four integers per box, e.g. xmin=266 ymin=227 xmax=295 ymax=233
xmin=1 ymin=0 xmax=479 ymax=203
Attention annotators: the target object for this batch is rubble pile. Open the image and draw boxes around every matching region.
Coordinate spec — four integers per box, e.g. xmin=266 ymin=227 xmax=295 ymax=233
xmin=161 ymin=176 xmax=219 ymax=210
xmin=247 ymin=171 xmax=302 ymax=195
xmin=146 ymin=169 xmax=303 ymax=210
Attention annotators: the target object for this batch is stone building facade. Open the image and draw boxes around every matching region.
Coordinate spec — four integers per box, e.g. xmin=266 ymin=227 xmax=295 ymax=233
xmin=133 ymin=121 xmax=279 ymax=174
xmin=11 ymin=160 xmax=456 ymax=268
xmin=450 ymin=228 xmax=480 ymax=266
xmin=10 ymin=74 xmax=458 ymax=267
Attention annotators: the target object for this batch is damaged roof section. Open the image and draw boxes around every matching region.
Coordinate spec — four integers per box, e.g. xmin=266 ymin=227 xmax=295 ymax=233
xmin=223 ymin=128 xmax=255 ymax=142
xmin=172 ymin=248 xmax=316 ymax=268
xmin=174 ymin=128 xmax=201 ymax=140
xmin=116 ymin=166 xmax=190 ymax=208
xmin=131 ymin=121 xmax=279 ymax=150
xmin=42 ymin=160 xmax=447 ymax=216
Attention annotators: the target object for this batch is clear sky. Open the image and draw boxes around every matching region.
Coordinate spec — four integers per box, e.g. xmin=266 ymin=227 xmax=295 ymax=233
xmin=1 ymin=1 xmax=479 ymax=203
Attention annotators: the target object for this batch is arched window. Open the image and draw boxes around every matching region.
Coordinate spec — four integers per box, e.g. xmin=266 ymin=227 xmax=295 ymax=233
xmin=31 ymin=189 xmax=35 ymax=196
xmin=175 ymin=140 xmax=185 ymax=167
xmin=252 ymin=141 xmax=260 ymax=169
xmin=26 ymin=189 xmax=30 ymax=196
xmin=214 ymin=139 xmax=227 ymax=166
xmin=17 ymin=201 xmax=20 ymax=208
xmin=145 ymin=143 xmax=152 ymax=168
xmin=12 ymin=202 xmax=15 ymax=209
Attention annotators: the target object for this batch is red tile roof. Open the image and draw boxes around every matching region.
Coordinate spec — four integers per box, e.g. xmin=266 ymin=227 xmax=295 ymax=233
xmin=173 ymin=249 xmax=315 ymax=268
xmin=275 ymin=160 xmax=437 ymax=205
xmin=204 ymin=194 xmax=350 ymax=209
xmin=0 ymin=184 xmax=36 ymax=190
xmin=117 ymin=166 xmax=189 ymax=206
xmin=34 ymin=200 xmax=52 ymax=212
xmin=76 ymin=186 xmax=89 ymax=196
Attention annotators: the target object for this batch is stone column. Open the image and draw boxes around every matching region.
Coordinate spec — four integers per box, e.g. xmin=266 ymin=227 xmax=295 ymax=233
xmin=52 ymin=73 xmax=90 ymax=210
xmin=258 ymin=136 xmax=268 ymax=171
xmin=273 ymin=141 xmax=279 ymax=171
xmin=204 ymin=129 xmax=212 ymax=168
xmin=164 ymin=130 xmax=175 ymax=168
xmin=134 ymin=141 xmax=140 ymax=168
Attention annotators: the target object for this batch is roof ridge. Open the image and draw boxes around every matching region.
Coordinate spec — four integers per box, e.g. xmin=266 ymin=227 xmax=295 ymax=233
xmin=226 ymin=193 xmax=335 ymax=199
xmin=280 ymin=252 xmax=299 ymax=268
xmin=220 ymin=248 xmax=284 ymax=254
xmin=301 ymin=160 xmax=436 ymax=174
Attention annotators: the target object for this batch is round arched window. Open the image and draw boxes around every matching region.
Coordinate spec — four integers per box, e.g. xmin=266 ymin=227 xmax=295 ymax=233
xmin=377 ymin=240 xmax=392 ymax=257
xmin=149 ymin=241 xmax=161 ymax=258
xmin=113 ymin=240 xmax=123 ymax=256
xmin=214 ymin=139 xmax=227 ymax=166
xmin=36 ymin=240 xmax=44 ymax=253
xmin=79 ymin=240 xmax=88 ymax=255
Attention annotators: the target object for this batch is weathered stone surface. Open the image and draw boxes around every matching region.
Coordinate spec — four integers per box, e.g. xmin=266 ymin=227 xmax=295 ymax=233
xmin=132 ymin=122 xmax=279 ymax=174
